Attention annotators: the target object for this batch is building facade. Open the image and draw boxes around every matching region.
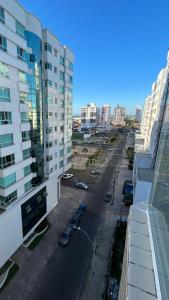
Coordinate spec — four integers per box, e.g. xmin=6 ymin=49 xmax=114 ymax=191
xmin=135 ymin=105 xmax=142 ymax=123
xmin=113 ymin=105 xmax=125 ymax=126
xmin=0 ymin=0 xmax=73 ymax=268
xmin=100 ymin=104 xmax=111 ymax=125
xmin=80 ymin=102 xmax=99 ymax=130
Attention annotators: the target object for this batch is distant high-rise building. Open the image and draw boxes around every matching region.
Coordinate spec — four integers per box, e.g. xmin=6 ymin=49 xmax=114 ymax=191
xmin=113 ymin=105 xmax=125 ymax=126
xmin=101 ymin=104 xmax=111 ymax=125
xmin=135 ymin=105 xmax=142 ymax=122
xmin=80 ymin=103 xmax=99 ymax=130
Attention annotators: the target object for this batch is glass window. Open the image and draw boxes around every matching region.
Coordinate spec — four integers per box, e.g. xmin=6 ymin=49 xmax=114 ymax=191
xmin=21 ymin=112 xmax=29 ymax=123
xmin=22 ymin=131 xmax=30 ymax=142
xmin=60 ymin=56 xmax=65 ymax=66
xmin=0 ymin=154 xmax=15 ymax=169
xmin=17 ymin=46 xmax=26 ymax=60
xmin=24 ymin=180 xmax=32 ymax=192
xmin=0 ymin=62 xmax=8 ymax=78
xmin=0 ymin=87 xmax=10 ymax=102
xmin=60 ymin=149 xmax=64 ymax=157
xmin=54 ymin=164 xmax=57 ymax=170
xmin=54 ymin=82 xmax=57 ymax=90
xmin=44 ymin=43 xmax=52 ymax=53
xmin=23 ymin=148 xmax=31 ymax=160
xmin=54 ymin=49 xmax=57 ymax=57
xmin=0 ymin=191 xmax=17 ymax=207
xmin=46 ymin=142 xmax=53 ymax=148
xmin=45 ymin=80 xmax=52 ymax=87
xmin=60 ymin=71 xmax=65 ymax=80
xmin=19 ymin=71 xmax=27 ymax=83
xmin=69 ymin=61 xmax=73 ymax=71
xmin=45 ymin=97 xmax=53 ymax=104
xmin=69 ymin=75 xmax=73 ymax=83
xmin=44 ymin=62 xmax=52 ymax=70
xmin=0 ymin=172 xmax=16 ymax=188
xmin=0 ymin=133 xmax=13 ymax=148
xmin=24 ymin=165 xmax=31 ymax=176
xmin=16 ymin=20 xmax=25 ymax=38
xmin=60 ymin=100 xmax=64 ymax=108
xmin=59 ymin=160 xmax=64 ymax=168
xmin=60 ymin=85 xmax=65 ymax=94
xmin=55 ymin=126 xmax=57 ymax=132
xmin=20 ymin=92 xmax=27 ymax=103
xmin=46 ymin=155 xmax=53 ymax=162
xmin=0 ymin=6 xmax=5 ymax=24
xmin=67 ymin=146 xmax=72 ymax=153
xmin=0 ymin=111 xmax=12 ymax=125
xmin=0 ymin=34 xmax=7 ymax=52
xmin=60 ymin=113 xmax=64 ymax=120
xmin=46 ymin=127 xmax=53 ymax=134
xmin=54 ymin=66 xmax=57 ymax=73
xmin=48 ymin=112 xmax=53 ymax=118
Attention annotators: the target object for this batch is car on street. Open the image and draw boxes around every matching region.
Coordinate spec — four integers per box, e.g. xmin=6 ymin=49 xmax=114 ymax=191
xmin=59 ymin=225 xmax=73 ymax=247
xmin=76 ymin=182 xmax=88 ymax=190
xmin=91 ymin=169 xmax=102 ymax=175
xmin=70 ymin=211 xmax=81 ymax=228
xmin=77 ymin=202 xmax=87 ymax=215
xmin=104 ymin=192 xmax=112 ymax=203
xmin=62 ymin=173 xmax=74 ymax=179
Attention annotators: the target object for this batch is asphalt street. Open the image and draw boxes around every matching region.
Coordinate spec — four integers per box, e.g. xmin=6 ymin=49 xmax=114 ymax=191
xmin=28 ymin=135 xmax=127 ymax=300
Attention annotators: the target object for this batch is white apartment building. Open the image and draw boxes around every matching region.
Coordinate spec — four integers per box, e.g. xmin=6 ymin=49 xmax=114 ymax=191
xmin=135 ymin=105 xmax=142 ymax=123
xmin=81 ymin=102 xmax=99 ymax=130
xmin=100 ymin=104 xmax=111 ymax=125
xmin=0 ymin=0 xmax=73 ymax=269
xmin=113 ymin=105 xmax=125 ymax=126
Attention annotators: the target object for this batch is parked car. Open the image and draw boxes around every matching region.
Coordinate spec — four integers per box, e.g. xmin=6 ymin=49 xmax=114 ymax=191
xmin=59 ymin=225 xmax=73 ymax=247
xmin=76 ymin=182 xmax=88 ymax=190
xmin=70 ymin=211 xmax=81 ymax=228
xmin=62 ymin=173 xmax=74 ymax=179
xmin=107 ymin=278 xmax=119 ymax=300
xmin=77 ymin=202 xmax=87 ymax=215
xmin=91 ymin=170 xmax=102 ymax=175
xmin=122 ymin=180 xmax=133 ymax=194
xmin=104 ymin=192 xmax=112 ymax=203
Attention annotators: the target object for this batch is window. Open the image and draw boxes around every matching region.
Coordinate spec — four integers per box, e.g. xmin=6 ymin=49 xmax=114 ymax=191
xmin=0 ymin=62 xmax=8 ymax=78
xmin=23 ymin=148 xmax=31 ymax=160
xmin=44 ymin=43 xmax=52 ymax=53
xmin=55 ymin=98 xmax=57 ymax=104
xmin=60 ymin=137 xmax=64 ymax=145
xmin=67 ymin=146 xmax=72 ymax=154
xmin=48 ymin=112 xmax=53 ymax=118
xmin=69 ymin=75 xmax=73 ymax=83
xmin=0 ymin=173 xmax=16 ymax=188
xmin=59 ymin=160 xmax=64 ymax=168
xmin=61 ymin=113 xmax=64 ymax=120
xmin=45 ymin=80 xmax=52 ymax=87
xmin=60 ymin=56 xmax=65 ymax=66
xmin=0 ymin=154 xmax=15 ymax=169
xmin=46 ymin=141 xmax=53 ymax=148
xmin=54 ymin=82 xmax=57 ymax=90
xmin=24 ymin=180 xmax=32 ymax=192
xmin=60 ymin=149 xmax=64 ymax=157
xmin=54 ymin=140 xmax=57 ymax=145
xmin=30 ymin=54 xmax=35 ymax=62
xmin=0 ymin=88 xmax=10 ymax=102
xmin=17 ymin=46 xmax=26 ymax=60
xmin=60 ymin=100 xmax=64 ymax=108
xmin=54 ymin=49 xmax=57 ymax=57
xmin=46 ymin=127 xmax=53 ymax=134
xmin=20 ymin=92 xmax=27 ymax=103
xmin=19 ymin=71 xmax=27 ymax=83
xmin=0 ymin=6 xmax=5 ymax=24
xmin=0 ymin=34 xmax=7 ymax=52
xmin=54 ymin=126 xmax=57 ymax=132
xmin=16 ymin=20 xmax=25 ymax=38
xmin=60 ymin=85 xmax=65 ymax=94
xmin=54 ymin=66 xmax=57 ymax=73
xmin=55 ymin=152 xmax=57 ymax=158
xmin=45 ymin=97 xmax=53 ymax=104
xmin=0 ymin=191 xmax=17 ymax=206
xmin=21 ymin=112 xmax=29 ymax=123
xmin=0 ymin=134 xmax=13 ymax=148
xmin=45 ymin=62 xmax=52 ymax=70
xmin=46 ymin=155 xmax=53 ymax=162
xmin=54 ymin=164 xmax=57 ymax=170
xmin=55 ymin=113 xmax=57 ymax=118
xmin=60 ymin=71 xmax=65 ymax=80
xmin=60 ymin=126 xmax=64 ymax=132
xmin=22 ymin=131 xmax=30 ymax=142
xmin=0 ymin=111 xmax=12 ymax=125
xmin=69 ymin=61 xmax=73 ymax=71
xmin=24 ymin=165 xmax=31 ymax=176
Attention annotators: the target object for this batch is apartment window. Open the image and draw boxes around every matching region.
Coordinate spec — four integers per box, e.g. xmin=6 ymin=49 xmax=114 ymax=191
xmin=0 ymin=191 xmax=17 ymax=206
xmin=0 ymin=6 xmax=5 ymax=24
xmin=0 ymin=134 xmax=13 ymax=148
xmin=16 ymin=20 xmax=25 ymax=38
xmin=46 ymin=155 xmax=53 ymax=162
xmin=46 ymin=127 xmax=53 ymax=134
xmin=54 ymin=66 xmax=57 ymax=73
xmin=69 ymin=61 xmax=73 ymax=71
xmin=61 ymin=113 xmax=64 ymax=120
xmin=17 ymin=46 xmax=26 ymax=60
xmin=24 ymin=180 xmax=32 ymax=192
xmin=0 ymin=62 xmax=8 ymax=78
xmin=60 ymin=100 xmax=64 ymax=108
xmin=0 ymin=154 xmax=15 ymax=169
xmin=60 ymin=85 xmax=65 ymax=94
xmin=60 ymin=126 xmax=64 ymax=132
xmin=21 ymin=112 xmax=29 ymax=123
xmin=69 ymin=75 xmax=73 ymax=83
xmin=60 ymin=56 xmax=65 ymax=66
xmin=60 ymin=149 xmax=64 ymax=157
xmin=24 ymin=165 xmax=31 ymax=176
xmin=54 ymin=82 xmax=57 ymax=90
xmin=54 ymin=126 xmax=57 ymax=132
xmin=54 ymin=164 xmax=57 ymax=170
xmin=19 ymin=71 xmax=27 ymax=83
xmin=45 ymin=62 xmax=52 ymax=70
xmin=45 ymin=97 xmax=53 ymax=104
xmin=0 ymin=172 xmax=16 ymax=188
xmin=54 ymin=140 xmax=57 ymax=145
xmin=55 ymin=152 xmax=57 ymax=158
xmin=46 ymin=141 xmax=53 ymax=148
xmin=0 ymin=111 xmax=12 ymax=125
xmin=54 ymin=49 xmax=57 ymax=57
xmin=20 ymin=92 xmax=27 ymax=103
xmin=0 ymin=88 xmax=10 ymax=102
xmin=55 ymin=98 xmax=57 ymax=104
xmin=23 ymin=148 xmax=31 ymax=160
xmin=45 ymin=80 xmax=52 ymax=87
xmin=22 ymin=131 xmax=30 ymax=142
xmin=0 ymin=34 xmax=7 ymax=52
xmin=60 ymin=71 xmax=65 ymax=81
xmin=44 ymin=43 xmax=52 ymax=53
xmin=48 ymin=112 xmax=53 ymax=118
xmin=55 ymin=113 xmax=57 ymax=119
xmin=60 ymin=137 xmax=64 ymax=145
xmin=67 ymin=146 xmax=72 ymax=154
xmin=59 ymin=160 xmax=64 ymax=168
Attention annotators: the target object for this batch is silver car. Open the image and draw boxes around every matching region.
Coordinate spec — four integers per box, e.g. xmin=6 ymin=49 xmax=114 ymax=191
xmin=76 ymin=182 xmax=88 ymax=190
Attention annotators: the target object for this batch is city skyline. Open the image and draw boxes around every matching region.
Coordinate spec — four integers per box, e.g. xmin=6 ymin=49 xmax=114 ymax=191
xmin=19 ymin=0 xmax=169 ymax=115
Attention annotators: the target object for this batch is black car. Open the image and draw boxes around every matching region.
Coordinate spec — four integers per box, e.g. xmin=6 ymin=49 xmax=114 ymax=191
xmin=104 ymin=192 xmax=112 ymax=203
xmin=59 ymin=225 xmax=73 ymax=247
xmin=77 ymin=203 xmax=87 ymax=215
xmin=70 ymin=211 xmax=81 ymax=228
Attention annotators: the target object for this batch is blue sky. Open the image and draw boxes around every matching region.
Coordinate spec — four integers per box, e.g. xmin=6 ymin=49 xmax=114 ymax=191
xmin=20 ymin=0 xmax=169 ymax=115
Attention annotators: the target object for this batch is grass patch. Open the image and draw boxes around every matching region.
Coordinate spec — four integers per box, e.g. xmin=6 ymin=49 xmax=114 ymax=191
xmin=72 ymin=132 xmax=83 ymax=140
xmin=0 ymin=263 xmax=19 ymax=292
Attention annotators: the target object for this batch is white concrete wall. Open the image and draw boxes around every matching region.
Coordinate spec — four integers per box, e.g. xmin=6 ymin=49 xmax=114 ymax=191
xmin=133 ymin=180 xmax=152 ymax=204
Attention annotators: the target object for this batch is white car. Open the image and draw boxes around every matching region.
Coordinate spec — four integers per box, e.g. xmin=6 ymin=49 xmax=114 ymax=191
xmin=62 ymin=174 xmax=73 ymax=179
xmin=76 ymin=182 xmax=88 ymax=190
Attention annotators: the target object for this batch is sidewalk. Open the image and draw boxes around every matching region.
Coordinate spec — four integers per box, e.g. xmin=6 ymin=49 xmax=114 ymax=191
xmin=81 ymin=156 xmax=132 ymax=300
